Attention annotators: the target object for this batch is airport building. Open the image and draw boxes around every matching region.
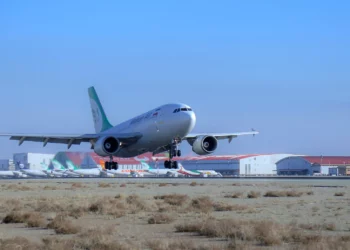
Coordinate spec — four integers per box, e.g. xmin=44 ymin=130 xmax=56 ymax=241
xmin=179 ymin=154 xmax=296 ymax=176
xmin=276 ymin=156 xmax=350 ymax=176
xmin=52 ymin=151 xmax=158 ymax=170
xmin=0 ymin=159 xmax=10 ymax=171
xmin=13 ymin=153 xmax=54 ymax=170
xmin=26 ymin=151 xmax=350 ymax=177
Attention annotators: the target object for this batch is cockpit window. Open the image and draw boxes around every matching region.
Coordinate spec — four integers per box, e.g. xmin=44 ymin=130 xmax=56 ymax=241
xmin=174 ymin=107 xmax=192 ymax=113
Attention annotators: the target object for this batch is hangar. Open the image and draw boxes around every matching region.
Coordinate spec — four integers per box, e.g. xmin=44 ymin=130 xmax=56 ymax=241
xmin=276 ymin=156 xmax=350 ymax=176
xmin=239 ymin=154 xmax=295 ymax=175
xmin=179 ymin=155 xmax=244 ymax=176
xmin=180 ymin=154 xmax=295 ymax=176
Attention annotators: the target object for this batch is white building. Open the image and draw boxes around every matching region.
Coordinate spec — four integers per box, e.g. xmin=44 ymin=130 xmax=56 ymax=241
xmin=13 ymin=153 xmax=54 ymax=170
xmin=180 ymin=154 xmax=296 ymax=176
xmin=239 ymin=154 xmax=295 ymax=175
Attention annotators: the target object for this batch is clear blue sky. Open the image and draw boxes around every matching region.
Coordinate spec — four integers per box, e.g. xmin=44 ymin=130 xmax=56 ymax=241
xmin=0 ymin=0 xmax=349 ymax=158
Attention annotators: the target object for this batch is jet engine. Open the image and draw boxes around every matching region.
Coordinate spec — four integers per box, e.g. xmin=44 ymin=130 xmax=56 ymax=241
xmin=94 ymin=136 xmax=120 ymax=156
xmin=192 ymin=135 xmax=218 ymax=155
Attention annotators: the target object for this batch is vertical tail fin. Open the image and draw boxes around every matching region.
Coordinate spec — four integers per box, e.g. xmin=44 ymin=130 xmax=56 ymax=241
xmin=40 ymin=162 xmax=49 ymax=170
xmin=140 ymin=161 xmax=151 ymax=170
xmin=51 ymin=160 xmax=65 ymax=170
xmin=88 ymin=86 xmax=113 ymax=133
xmin=66 ymin=160 xmax=79 ymax=170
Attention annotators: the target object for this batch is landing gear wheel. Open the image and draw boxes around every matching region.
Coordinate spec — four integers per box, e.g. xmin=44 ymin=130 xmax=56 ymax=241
xmin=171 ymin=161 xmax=178 ymax=169
xmin=176 ymin=150 xmax=181 ymax=157
xmin=105 ymin=155 xmax=118 ymax=170
xmin=164 ymin=160 xmax=170 ymax=169
xmin=110 ymin=162 xmax=118 ymax=170
xmin=105 ymin=162 xmax=111 ymax=170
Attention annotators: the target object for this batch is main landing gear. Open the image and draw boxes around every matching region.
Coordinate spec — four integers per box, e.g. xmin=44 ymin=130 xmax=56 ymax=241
xmin=164 ymin=139 xmax=181 ymax=169
xmin=105 ymin=156 xmax=118 ymax=170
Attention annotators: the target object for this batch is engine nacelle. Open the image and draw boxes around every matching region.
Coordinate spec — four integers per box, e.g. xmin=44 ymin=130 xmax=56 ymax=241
xmin=94 ymin=136 xmax=120 ymax=156
xmin=192 ymin=135 xmax=218 ymax=155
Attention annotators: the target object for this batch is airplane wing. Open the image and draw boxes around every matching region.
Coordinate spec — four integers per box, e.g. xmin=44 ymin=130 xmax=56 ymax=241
xmin=0 ymin=132 xmax=142 ymax=149
xmin=183 ymin=131 xmax=259 ymax=143
xmin=152 ymin=130 xmax=258 ymax=155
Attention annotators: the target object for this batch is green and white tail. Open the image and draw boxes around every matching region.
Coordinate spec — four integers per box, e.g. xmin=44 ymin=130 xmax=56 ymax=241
xmin=51 ymin=160 xmax=66 ymax=171
xmin=140 ymin=161 xmax=151 ymax=170
xmin=88 ymin=86 xmax=113 ymax=133
xmin=40 ymin=162 xmax=50 ymax=171
xmin=66 ymin=160 xmax=79 ymax=170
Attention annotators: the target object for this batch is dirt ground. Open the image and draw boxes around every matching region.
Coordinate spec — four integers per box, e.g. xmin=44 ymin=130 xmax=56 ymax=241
xmin=0 ymin=178 xmax=349 ymax=249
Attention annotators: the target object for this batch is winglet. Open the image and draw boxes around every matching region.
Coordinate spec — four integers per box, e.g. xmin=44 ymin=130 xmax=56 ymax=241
xmin=251 ymin=128 xmax=258 ymax=137
xmin=88 ymin=87 xmax=113 ymax=133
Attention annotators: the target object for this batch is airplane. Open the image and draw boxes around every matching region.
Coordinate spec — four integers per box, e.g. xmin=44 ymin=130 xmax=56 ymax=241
xmin=0 ymin=86 xmax=258 ymax=170
xmin=18 ymin=163 xmax=49 ymax=178
xmin=44 ymin=160 xmax=69 ymax=177
xmin=12 ymin=171 xmax=27 ymax=178
xmin=65 ymin=160 xmax=107 ymax=177
xmin=195 ymin=170 xmax=223 ymax=177
xmin=141 ymin=161 xmax=180 ymax=177
xmin=177 ymin=167 xmax=222 ymax=177
xmin=98 ymin=159 xmax=155 ymax=177
xmin=0 ymin=171 xmax=17 ymax=178
xmin=21 ymin=160 xmax=69 ymax=178
xmin=103 ymin=168 xmax=144 ymax=177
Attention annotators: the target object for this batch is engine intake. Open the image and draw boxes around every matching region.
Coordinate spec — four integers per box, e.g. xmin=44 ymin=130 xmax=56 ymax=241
xmin=94 ymin=136 xmax=120 ymax=156
xmin=192 ymin=135 xmax=218 ymax=155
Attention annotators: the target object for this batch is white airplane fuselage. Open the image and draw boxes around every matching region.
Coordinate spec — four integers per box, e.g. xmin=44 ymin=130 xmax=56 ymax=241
xmin=44 ymin=170 xmax=67 ymax=178
xmin=101 ymin=104 xmax=196 ymax=158
xmin=104 ymin=168 xmax=154 ymax=177
xmin=0 ymin=171 xmax=16 ymax=178
xmin=71 ymin=168 xmax=101 ymax=177
xmin=20 ymin=169 xmax=48 ymax=178
xmin=146 ymin=168 xmax=180 ymax=177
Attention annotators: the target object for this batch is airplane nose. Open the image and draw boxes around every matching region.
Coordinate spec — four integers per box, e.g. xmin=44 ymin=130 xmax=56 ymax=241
xmin=183 ymin=111 xmax=196 ymax=132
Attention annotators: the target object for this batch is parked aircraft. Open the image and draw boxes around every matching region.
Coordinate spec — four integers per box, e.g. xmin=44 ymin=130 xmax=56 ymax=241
xmin=194 ymin=170 xmax=223 ymax=177
xmin=18 ymin=164 xmax=48 ymax=178
xmin=177 ymin=168 xmax=222 ymax=177
xmin=141 ymin=162 xmax=181 ymax=177
xmin=65 ymin=160 xmax=109 ymax=177
xmin=1 ymin=87 xmax=258 ymax=170
xmin=44 ymin=160 xmax=69 ymax=177
xmin=0 ymin=171 xmax=17 ymax=178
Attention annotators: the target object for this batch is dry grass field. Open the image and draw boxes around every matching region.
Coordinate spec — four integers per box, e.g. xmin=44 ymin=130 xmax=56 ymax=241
xmin=0 ymin=178 xmax=349 ymax=249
